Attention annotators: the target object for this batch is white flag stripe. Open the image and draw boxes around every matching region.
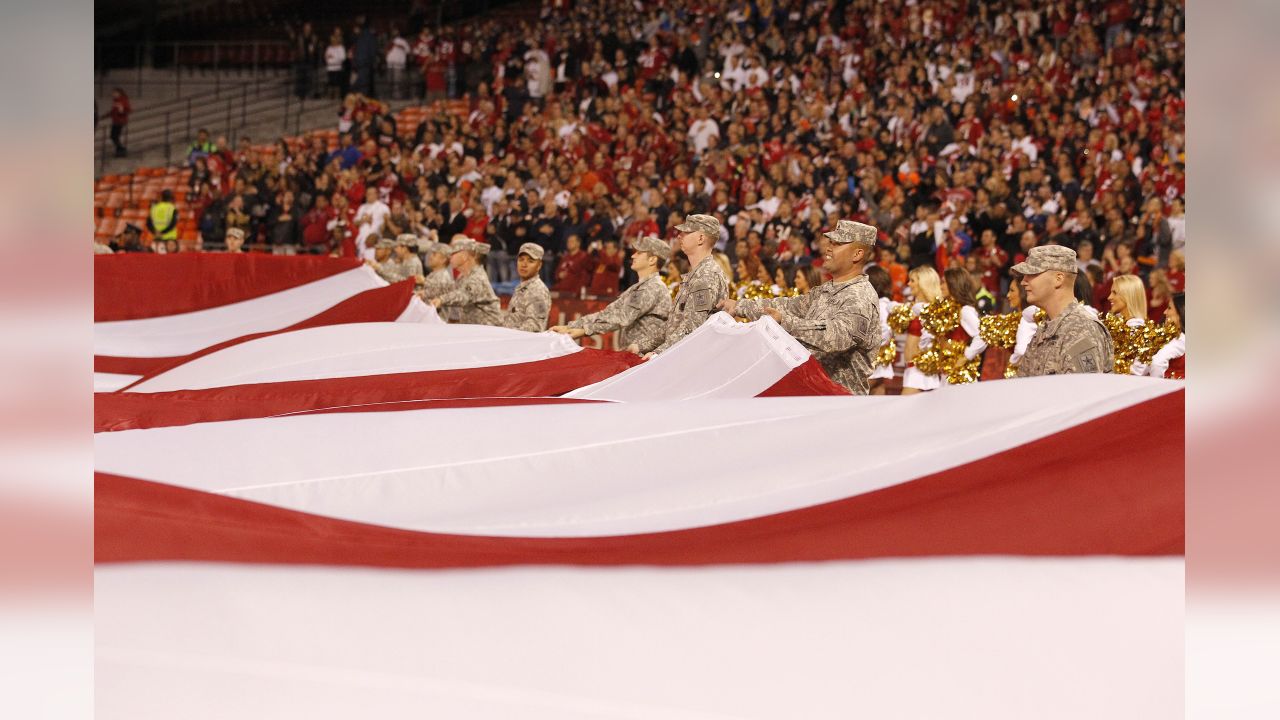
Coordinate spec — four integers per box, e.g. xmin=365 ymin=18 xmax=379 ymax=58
xmin=95 ymin=373 xmax=141 ymax=392
xmin=94 ymin=375 xmax=1178 ymax=537
xmin=125 ymin=322 xmax=584 ymax=393
xmin=96 ymin=557 xmax=1184 ymax=720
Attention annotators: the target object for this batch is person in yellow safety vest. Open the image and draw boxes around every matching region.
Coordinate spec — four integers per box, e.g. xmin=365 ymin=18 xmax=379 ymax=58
xmin=147 ymin=189 xmax=179 ymax=243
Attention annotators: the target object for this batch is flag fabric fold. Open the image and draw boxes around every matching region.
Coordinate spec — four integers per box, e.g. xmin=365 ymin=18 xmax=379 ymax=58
xmin=95 ymin=280 xmax=432 ymax=379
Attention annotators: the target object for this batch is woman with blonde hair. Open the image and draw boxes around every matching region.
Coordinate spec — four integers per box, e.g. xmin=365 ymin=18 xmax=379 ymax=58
xmin=901 ymin=265 xmax=943 ymax=394
xmin=1107 ymin=274 xmax=1151 ymax=375
xmin=1109 ymin=275 xmax=1148 ymax=322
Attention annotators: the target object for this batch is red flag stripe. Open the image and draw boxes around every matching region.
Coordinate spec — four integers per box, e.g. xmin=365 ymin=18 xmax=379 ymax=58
xmin=95 ymin=254 xmax=361 ymax=322
xmin=93 ymin=348 xmax=643 ymax=432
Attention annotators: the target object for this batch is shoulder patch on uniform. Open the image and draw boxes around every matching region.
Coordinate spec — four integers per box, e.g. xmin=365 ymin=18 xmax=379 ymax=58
xmin=687 ymin=288 xmax=713 ymax=312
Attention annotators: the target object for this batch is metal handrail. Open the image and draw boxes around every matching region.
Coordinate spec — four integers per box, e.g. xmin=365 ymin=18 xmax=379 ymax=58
xmin=97 ymin=75 xmax=288 ymax=134
xmin=96 ymin=41 xmax=292 ymax=99
xmin=95 ymin=83 xmax=329 ymax=176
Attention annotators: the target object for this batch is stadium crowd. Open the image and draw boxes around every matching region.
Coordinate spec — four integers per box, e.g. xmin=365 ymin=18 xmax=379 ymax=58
xmin=99 ymin=0 xmax=1186 ymax=384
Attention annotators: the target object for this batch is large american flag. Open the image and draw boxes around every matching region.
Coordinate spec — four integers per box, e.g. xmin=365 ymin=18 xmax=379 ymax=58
xmin=95 ymin=254 xmax=1183 ymax=718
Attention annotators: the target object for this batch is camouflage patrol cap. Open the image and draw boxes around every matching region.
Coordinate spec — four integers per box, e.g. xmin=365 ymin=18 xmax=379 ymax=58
xmin=823 ymin=219 xmax=878 ymax=246
xmin=449 ymin=234 xmax=473 ymax=250
xmin=375 ymin=237 xmax=395 ymax=250
xmin=517 ymin=242 xmax=545 ymax=260
xmin=395 ymin=233 xmax=418 ymax=247
xmin=448 ymin=239 xmax=473 ymax=254
xmin=225 ymin=227 xmax=244 ymax=239
xmin=421 ymin=240 xmax=451 ymax=256
xmin=629 ymin=234 xmax=672 ymax=262
xmin=674 ymin=213 xmax=721 ymax=239
xmin=1011 ymin=244 xmax=1078 ymax=275
xmin=472 ymin=241 xmax=491 ymax=257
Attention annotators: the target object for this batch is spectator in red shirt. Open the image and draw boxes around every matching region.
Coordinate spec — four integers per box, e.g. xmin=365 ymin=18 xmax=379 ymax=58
xmin=328 ymin=193 xmax=357 ymax=258
xmin=301 ymin=194 xmax=336 ymax=253
xmin=109 ymin=88 xmax=130 ymax=157
xmin=972 ymin=229 xmax=1009 ymax=294
xmin=875 ymin=246 xmax=909 ymax=301
xmin=589 ymin=238 xmax=623 ymax=297
xmin=554 ymin=234 xmax=592 ymax=296
xmin=1166 ymin=249 xmax=1185 ymax=292
xmin=1147 ymin=269 xmax=1174 ymax=324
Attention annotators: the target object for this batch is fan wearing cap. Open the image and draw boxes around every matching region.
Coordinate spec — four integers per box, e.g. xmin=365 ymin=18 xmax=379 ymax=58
xmin=721 ymin=220 xmax=882 ymax=395
xmin=649 ymin=214 xmax=730 ymax=355
xmin=500 ymin=243 xmax=552 ymax=332
xmin=1013 ymin=245 xmax=1114 ymax=377
xmin=430 ymin=239 xmax=502 ymax=326
xmin=418 ymin=240 xmax=455 ymax=300
xmin=551 ymin=235 xmax=673 ymax=354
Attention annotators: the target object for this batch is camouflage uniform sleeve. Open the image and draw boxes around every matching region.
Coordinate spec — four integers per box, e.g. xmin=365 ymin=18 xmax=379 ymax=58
xmin=1066 ymin=321 xmax=1115 ymax=374
xmin=736 ymin=293 xmax=811 ymax=321
xmin=373 ymin=260 xmax=403 ymax=284
xmin=422 ymin=271 xmax=453 ymax=299
xmin=651 ymin=270 xmax=727 ymax=354
xmin=576 ymin=283 xmax=658 ymax=335
xmin=506 ymin=283 xmax=552 ymax=332
xmin=436 ymin=271 xmax=479 ymax=307
xmin=778 ymin=293 xmax=878 ymax=355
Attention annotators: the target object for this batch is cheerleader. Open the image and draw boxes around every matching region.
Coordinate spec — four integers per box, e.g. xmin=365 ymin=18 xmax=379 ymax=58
xmin=901 ymin=266 xmax=943 ymax=395
xmin=1149 ymin=292 xmax=1185 ymax=379
xmin=1108 ymin=275 xmax=1150 ymax=375
xmin=942 ymin=266 xmax=988 ymax=382
xmin=865 ymin=265 xmax=897 ymax=395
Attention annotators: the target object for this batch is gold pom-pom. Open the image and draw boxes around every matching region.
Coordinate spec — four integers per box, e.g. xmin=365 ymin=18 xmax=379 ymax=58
xmin=1140 ymin=321 xmax=1181 ymax=364
xmin=887 ymin=302 xmax=914 ymax=334
xmin=875 ymin=341 xmax=896 ymax=367
xmin=979 ymin=312 xmax=1019 ymax=350
xmin=1102 ymin=313 xmax=1133 ymax=373
xmin=947 ymin=353 xmax=983 ymax=384
xmin=920 ymin=298 xmax=961 ymax=337
xmin=913 ymin=338 xmax=981 ymax=383
xmin=912 ymin=345 xmax=947 ymax=376
xmin=1104 ymin=315 xmax=1180 ymax=374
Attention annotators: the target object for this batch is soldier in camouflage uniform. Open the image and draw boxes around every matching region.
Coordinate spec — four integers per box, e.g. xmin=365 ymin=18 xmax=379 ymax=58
xmin=366 ymin=237 xmax=403 ymax=283
xmin=552 ymin=235 xmax=673 ymax=354
xmin=472 ymin=238 xmax=492 ymax=267
xmin=650 ymin=214 xmax=730 ymax=355
xmin=722 ymin=219 xmax=882 ymax=394
xmin=430 ymin=240 xmax=503 ymax=326
xmin=390 ymin=234 xmax=424 ymax=283
xmin=1013 ymin=245 xmax=1114 ymax=377
xmin=501 ymin=242 xmax=553 ymax=332
xmin=419 ymin=240 xmax=455 ymax=300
